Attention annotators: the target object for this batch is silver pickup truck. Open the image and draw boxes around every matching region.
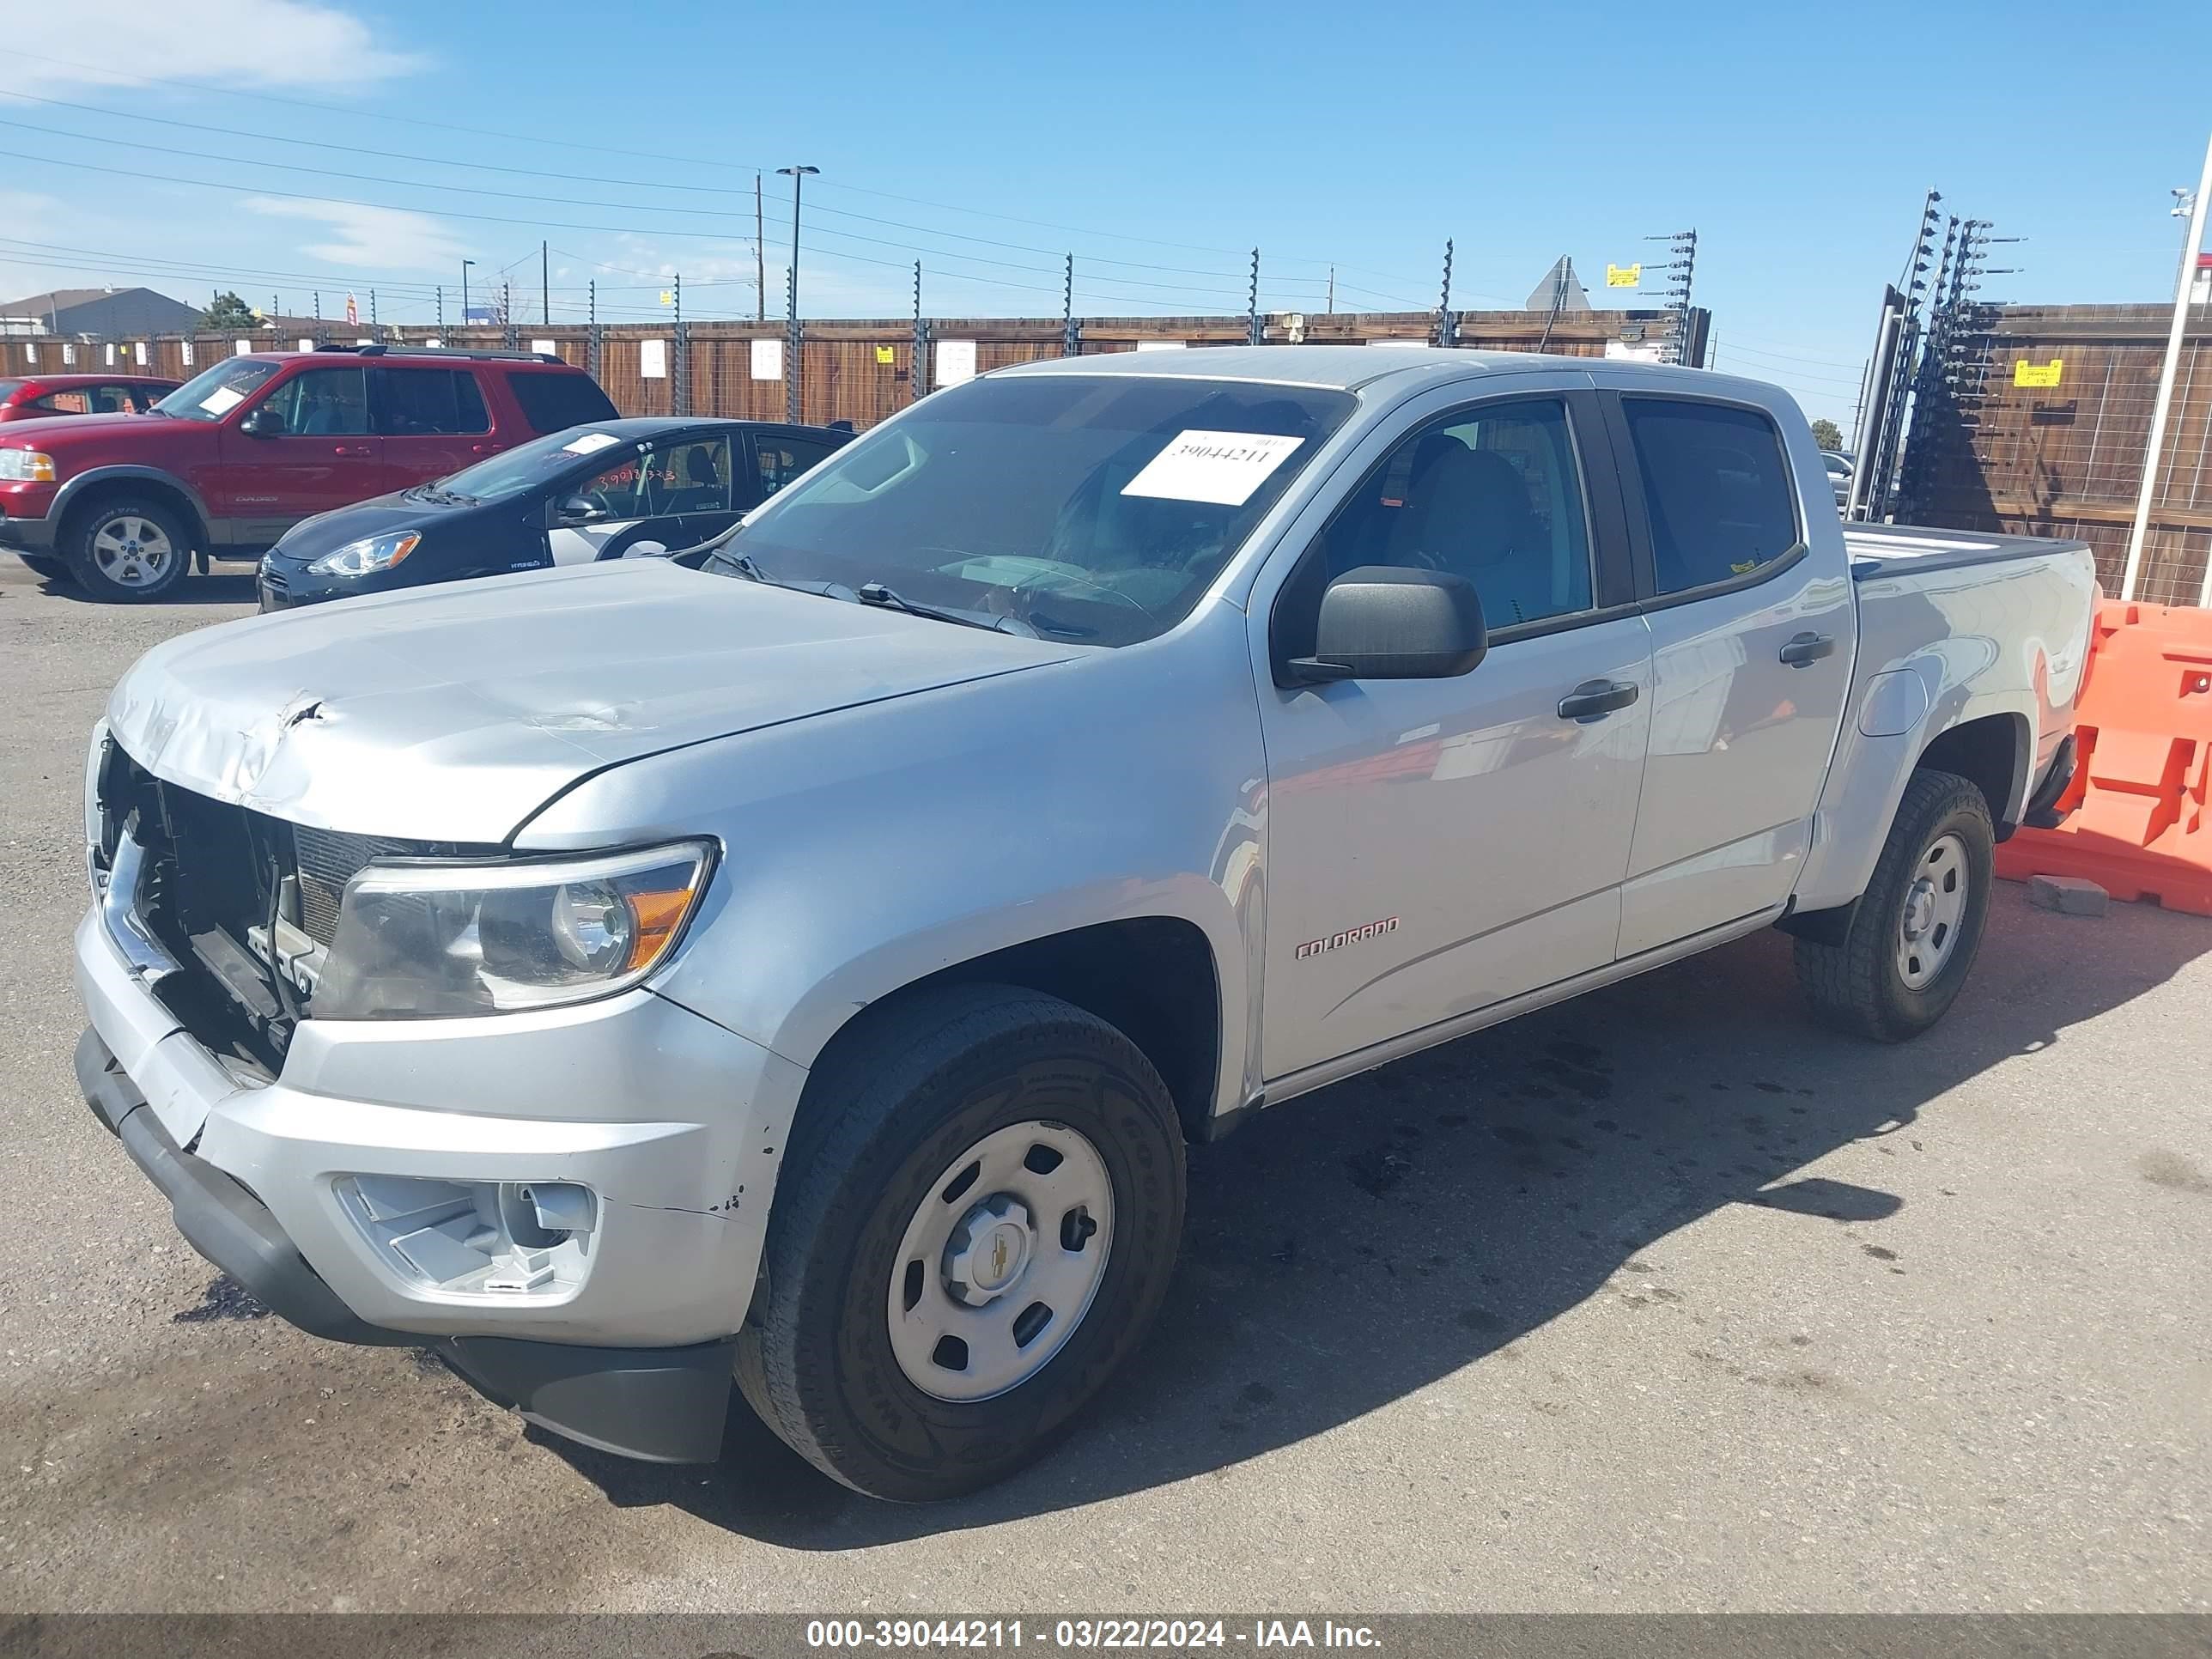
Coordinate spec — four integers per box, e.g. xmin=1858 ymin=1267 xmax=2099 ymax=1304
xmin=72 ymin=347 xmax=2097 ymax=1500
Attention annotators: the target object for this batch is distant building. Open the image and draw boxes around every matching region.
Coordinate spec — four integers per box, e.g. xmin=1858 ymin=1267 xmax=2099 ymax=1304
xmin=0 ymin=286 xmax=204 ymax=338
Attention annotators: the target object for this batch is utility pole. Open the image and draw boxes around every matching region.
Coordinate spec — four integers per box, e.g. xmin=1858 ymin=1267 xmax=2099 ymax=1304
xmin=460 ymin=258 xmax=475 ymax=329
xmin=784 ymin=266 xmax=799 ymax=422
xmin=756 ymin=173 xmax=767 ymax=324
xmin=1246 ymin=247 xmax=1261 ymax=346
xmin=1062 ymin=253 xmax=1077 ymax=358
xmin=435 ymin=285 xmax=443 ymax=333
xmin=911 ymin=260 xmax=927 ymax=403
xmin=369 ymin=289 xmax=378 ymax=336
xmin=2122 ymin=131 xmax=2212 ymax=603
xmin=778 ymin=165 xmax=819 ymax=423
xmin=1327 ymin=265 xmax=1334 ymax=315
xmin=1436 ymin=239 xmax=1457 ymax=347
xmin=541 ymin=240 xmax=550 ymax=326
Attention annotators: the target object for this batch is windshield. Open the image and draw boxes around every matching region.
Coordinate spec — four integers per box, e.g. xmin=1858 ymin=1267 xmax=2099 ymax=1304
xmin=432 ymin=428 xmax=636 ymax=503
xmin=722 ymin=374 xmax=1355 ymax=646
xmin=153 ymin=358 xmax=282 ymax=422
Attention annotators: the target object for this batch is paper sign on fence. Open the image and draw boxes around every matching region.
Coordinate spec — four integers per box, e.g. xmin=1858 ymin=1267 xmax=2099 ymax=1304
xmin=936 ymin=339 xmax=977 ymax=386
xmin=640 ymin=339 xmax=667 ymax=379
xmin=1121 ymin=430 xmax=1304 ymax=507
xmin=751 ymin=338 xmax=782 ymax=380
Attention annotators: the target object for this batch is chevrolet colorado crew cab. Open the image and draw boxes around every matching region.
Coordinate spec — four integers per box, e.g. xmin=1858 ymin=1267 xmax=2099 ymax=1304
xmin=73 ymin=347 xmax=2096 ymax=1501
xmin=0 ymin=343 xmax=617 ymax=600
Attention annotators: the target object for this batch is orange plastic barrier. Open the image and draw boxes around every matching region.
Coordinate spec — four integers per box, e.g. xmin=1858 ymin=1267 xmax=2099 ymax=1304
xmin=1996 ymin=599 xmax=2212 ymax=916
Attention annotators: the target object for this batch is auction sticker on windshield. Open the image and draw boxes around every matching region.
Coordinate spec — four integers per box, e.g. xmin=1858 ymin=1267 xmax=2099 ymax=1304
xmin=199 ymin=386 xmax=246 ymax=416
xmin=1121 ymin=430 xmax=1305 ymax=506
xmin=562 ymin=432 xmax=621 ymax=455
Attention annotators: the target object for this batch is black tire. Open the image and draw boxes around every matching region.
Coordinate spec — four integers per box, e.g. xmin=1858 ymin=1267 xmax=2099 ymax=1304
xmin=737 ymin=983 xmax=1186 ymax=1501
xmin=15 ymin=553 xmax=70 ymax=584
xmin=64 ymin=495 xmax=193 ymax=602
xmin=1796 ymin=769 xmax=1995 ymax=1042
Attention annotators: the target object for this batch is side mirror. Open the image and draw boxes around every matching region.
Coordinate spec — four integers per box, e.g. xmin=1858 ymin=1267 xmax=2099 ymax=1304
xmin=240 ymin=405 xmax=285 ymax=437
xmin=553 ymin=494 xmax=609 ymax=526
xmin=1286 ymin=565 xmax=1488 ymax=684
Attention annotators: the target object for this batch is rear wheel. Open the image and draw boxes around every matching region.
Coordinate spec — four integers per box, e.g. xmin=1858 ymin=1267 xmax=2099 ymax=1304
xmin=1796 ymin=769 xmax=1995 ymax=1042
xmin=64 ymin=496 xmax=192 ymax=602
xmin=737 ymin=983 xmax=1186 ymax=1501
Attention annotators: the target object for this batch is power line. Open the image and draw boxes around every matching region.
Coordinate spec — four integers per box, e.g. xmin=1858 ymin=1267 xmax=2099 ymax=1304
xmin=0 ymin=51 xmax=1437 ymax=284
xmin=0 ymin=90 xmax=1405 ymax=293
xmin=0 ymin=126 xmax=1301 ymax=307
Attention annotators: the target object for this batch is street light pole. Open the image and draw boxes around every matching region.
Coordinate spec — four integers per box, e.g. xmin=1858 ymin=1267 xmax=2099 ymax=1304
xmin=460 ymin=259 xmax=475 ymax=332
xmin=2120 ymin=130 xmax=2212 ymax=603
xmin=777 ymin=165 xmax=818 ymax=423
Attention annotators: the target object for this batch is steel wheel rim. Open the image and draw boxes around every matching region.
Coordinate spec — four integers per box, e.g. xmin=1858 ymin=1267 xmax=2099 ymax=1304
xmin=90 ymin=517 xmax=175 ymax=588
xmin=1896 ymin=831 xmax=1970 ymax=989
xmin=886 ymin=1119 xmax=1115 ymax=1403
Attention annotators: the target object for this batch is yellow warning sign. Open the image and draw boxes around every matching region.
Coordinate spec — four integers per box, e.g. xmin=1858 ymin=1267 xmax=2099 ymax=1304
xmin=2014 ymin=357 xmax=2063 ymax=388
xmin=1606 ymin=263 xmax=1641 ymax=288
xmin=875 ymin=344 xmax=896 ymax=364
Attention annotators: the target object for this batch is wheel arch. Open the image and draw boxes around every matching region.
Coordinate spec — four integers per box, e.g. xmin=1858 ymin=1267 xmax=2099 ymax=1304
xmin=1915 ymin=710 xmax=2031 ymax=839
xmin=797 ymin=916 xmax=1227 ymax=1146
xmin=54 ymin=467 xmax=211 ymax=550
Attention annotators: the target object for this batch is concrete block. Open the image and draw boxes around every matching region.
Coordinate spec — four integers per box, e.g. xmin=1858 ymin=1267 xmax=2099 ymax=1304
xmin=2027 ymin=874 xmax=2109 ymax=916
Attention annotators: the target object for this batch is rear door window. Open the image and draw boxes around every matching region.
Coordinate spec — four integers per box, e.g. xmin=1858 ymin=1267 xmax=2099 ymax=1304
xmin=375 ymin=368 xmax=491 ymax=434
xmin=1620 ymin=398 xmax=1802 ymax=593
xmin=507 ymin=370 xmax=620 ymax=434
xmin=749 ymin=433 xmax=837 ymax=503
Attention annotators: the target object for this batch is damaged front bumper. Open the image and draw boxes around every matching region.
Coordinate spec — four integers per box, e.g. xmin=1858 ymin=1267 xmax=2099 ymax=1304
xmin=73 ymin=877 xmax=810 ymax=1464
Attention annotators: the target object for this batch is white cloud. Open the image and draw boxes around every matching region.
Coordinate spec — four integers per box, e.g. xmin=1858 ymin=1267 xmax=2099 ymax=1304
xmin=239 ymin=197 xmax=465 ymax=272
xmin=8 ymin=0 xmax=422 ymax=93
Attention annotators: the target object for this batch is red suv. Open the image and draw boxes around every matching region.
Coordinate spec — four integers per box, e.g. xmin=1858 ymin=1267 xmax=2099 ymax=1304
xmin=0 ymin=374 xmax=180 ymax=422
xmin=0 ymin=344 xmax=619 ymax=599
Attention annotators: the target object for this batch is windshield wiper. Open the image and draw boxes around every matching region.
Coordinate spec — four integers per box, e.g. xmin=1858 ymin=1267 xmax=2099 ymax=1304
xmin=855 ymin=581 xmax=1034 ymax=636
xmin=703 ymin=547 xmax=771 ymax=582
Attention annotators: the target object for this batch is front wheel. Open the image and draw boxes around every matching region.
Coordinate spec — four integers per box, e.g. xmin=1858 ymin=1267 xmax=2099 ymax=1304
xmin=737 ymin=984 xmax=1186 ymax=1501
xmin=64 ymin=496 xmax=193 ymax=602
xmin=1796 ymin=769 xmax=1995 ymax=1042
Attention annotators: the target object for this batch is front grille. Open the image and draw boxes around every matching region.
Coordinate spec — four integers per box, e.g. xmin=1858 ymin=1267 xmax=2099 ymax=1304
xmin=97 ymin=743 xmax=495 ymax=1063
xmin=293 ymin=825 xmax=421 ymax=945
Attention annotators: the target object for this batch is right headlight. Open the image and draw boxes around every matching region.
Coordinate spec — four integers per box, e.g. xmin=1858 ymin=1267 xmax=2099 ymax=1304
xmin=0 ymin=449 xmax=55 ymax=483
xmin=308 ymin=530 xmax=421 ymax=577
xmin=311 ymin=841 xmax=714 ymax=1019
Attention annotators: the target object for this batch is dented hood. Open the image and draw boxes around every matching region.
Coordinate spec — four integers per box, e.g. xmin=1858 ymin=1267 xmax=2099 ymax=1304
xmin=106 ymin=560 xmax=1077 ymax=843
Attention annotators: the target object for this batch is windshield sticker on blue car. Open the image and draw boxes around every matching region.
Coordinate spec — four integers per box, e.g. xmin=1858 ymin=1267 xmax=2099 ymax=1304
xmin=1120 ymin=429 xmax=1304 ymax=507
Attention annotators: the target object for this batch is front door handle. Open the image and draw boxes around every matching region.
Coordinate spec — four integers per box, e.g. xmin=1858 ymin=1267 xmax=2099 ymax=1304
xmin=1558 ymin=678 xmax=1641 ymax=723
xmin=1779 ymin=631 xmax=1836 ymax=667
xmin=333 ymin=444 xmax=374 ymax=457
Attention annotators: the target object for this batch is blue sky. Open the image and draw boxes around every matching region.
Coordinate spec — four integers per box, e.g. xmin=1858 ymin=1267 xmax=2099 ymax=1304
xmin=3 ymin=0 xmax=2207 ymax=432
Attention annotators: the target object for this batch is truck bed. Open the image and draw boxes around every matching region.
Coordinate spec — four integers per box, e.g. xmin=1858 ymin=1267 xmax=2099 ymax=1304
xmin=1843 ymin=523 xmax=2094 ymax=580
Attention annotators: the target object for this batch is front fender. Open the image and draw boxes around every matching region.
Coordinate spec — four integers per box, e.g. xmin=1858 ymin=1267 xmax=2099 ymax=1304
xmin=513 ymin=602 xmax=1271 ymax=1125
xmin=52 ymin=465 xmax=213 ymax=535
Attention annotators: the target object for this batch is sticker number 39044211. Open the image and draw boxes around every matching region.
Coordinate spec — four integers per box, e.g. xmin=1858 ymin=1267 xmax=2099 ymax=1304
xmin=1120 ymin=429 xmax=1305 ymax=507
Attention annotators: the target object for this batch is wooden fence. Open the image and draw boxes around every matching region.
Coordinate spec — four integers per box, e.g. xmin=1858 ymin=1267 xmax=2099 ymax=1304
xmin=0 ymin=306 xmax=1706 ymax=434
xmin=1905 ymin=303 xmax=2212 ymax=606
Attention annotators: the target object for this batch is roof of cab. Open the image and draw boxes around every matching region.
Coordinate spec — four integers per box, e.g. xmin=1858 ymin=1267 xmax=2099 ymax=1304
xmin=989 ymin=343 xmax=1783 ymax=403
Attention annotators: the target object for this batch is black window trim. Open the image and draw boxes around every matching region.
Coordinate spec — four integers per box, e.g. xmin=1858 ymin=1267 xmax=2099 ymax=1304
xmin=1268 ymin=386 xmax=1633 ymax=677
xmin=1600 ymin=387 xmax=1810 ymax=614
xmin=369 ymin=364 xmax=491 ymax=437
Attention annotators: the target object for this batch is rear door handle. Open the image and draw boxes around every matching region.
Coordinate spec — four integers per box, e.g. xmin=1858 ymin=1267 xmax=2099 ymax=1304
xmin=1779 ymin=631 xmax=1836 ymax=667
xmin=334 ymin=444 xmax=373 ymax=457
xmin=1558 ymin=678 xmax=1641 ymax=723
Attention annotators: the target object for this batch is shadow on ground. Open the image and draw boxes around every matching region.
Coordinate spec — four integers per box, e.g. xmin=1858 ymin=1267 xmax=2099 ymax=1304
xmin=539 ymin=888 xmax=2209 ymax=1546
xmin=23 ymin=569 xmax=258 ymax=606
